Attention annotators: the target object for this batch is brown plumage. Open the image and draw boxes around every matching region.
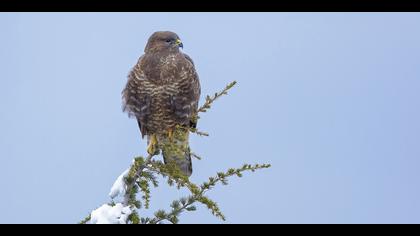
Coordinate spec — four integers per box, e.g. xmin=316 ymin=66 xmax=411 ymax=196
xmin=122 ymin=31 xmax=201 ymax=176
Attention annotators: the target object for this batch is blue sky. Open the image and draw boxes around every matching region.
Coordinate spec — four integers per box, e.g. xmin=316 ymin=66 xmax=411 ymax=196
xmin=1 ymin=13 xmax=420 ymax=223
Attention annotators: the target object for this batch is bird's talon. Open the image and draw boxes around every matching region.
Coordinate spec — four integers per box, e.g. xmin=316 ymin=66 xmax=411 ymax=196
xmin=168 ymin=129 xmax=174 ymax=141
xmin=147 ymin=145 xmax=155 ymax=155
xmin=147 ymin=134 xmax=158 ymax=155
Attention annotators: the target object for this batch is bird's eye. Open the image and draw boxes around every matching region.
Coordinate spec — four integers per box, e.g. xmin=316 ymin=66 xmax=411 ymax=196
xmin=165 ymin=39 xmax=172 ymax=43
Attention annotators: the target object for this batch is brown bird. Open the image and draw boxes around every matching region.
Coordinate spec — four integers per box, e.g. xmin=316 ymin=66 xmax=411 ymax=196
xmin=122 ymin=31 xmax=201 ymax=177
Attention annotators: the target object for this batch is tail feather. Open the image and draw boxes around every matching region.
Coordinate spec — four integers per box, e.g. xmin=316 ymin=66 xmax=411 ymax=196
xmin=163 ymin=150 xmax=192 ymax=177
xmin=158 ymin=130 xmax=193 ymax=177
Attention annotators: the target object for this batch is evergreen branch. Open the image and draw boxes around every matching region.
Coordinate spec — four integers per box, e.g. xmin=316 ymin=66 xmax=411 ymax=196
xmin=189 ymin=127 xmax=209 ymax=137
xmin=197 ymin=81 xmax=237 ymax=114
xmin=79 ymin=215 xmax=91 ymax=224
xmin=81 ymin=81 xmax=271 ymax=224
xmin=147 ymin=163 xmax=271 ymax=224
xmin=80 ymin=154 xmax=157 ymax=224
xmin=186 ymin=81 xmax=236 ymax=137
xmin=175 ymin=124 xmax=209 ymax=137
xmin=123 ymin=154 xmax=155 ymax=207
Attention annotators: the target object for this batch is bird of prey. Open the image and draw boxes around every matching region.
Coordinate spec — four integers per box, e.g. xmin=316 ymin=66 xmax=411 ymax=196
xmin=122 ymin=31 xmax=201 ymax=177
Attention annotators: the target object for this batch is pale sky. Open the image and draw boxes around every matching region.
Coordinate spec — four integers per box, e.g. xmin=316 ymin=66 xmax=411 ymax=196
xmin=1 ymin=13 xmax=420 ymax=223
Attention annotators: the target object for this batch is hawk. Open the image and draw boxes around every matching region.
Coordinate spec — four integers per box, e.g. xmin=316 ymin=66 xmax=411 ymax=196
xmin=122 ymin=31 xmax=201 ymax=177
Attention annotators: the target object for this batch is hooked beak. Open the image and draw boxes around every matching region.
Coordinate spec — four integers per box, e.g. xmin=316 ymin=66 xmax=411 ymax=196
xmin=175 ymin=38 xmax=183 ymax=49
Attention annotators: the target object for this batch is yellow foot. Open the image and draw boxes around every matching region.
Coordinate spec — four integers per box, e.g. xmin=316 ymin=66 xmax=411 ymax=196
xmin=147 ymin=134 xmax=158 ymax=155
xmin=168 ymin=129 xmax=174 ymax=141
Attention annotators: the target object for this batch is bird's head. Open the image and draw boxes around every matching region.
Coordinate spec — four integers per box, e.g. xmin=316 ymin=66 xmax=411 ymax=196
xmin=144 ymin=31 xmax=183 ymax=53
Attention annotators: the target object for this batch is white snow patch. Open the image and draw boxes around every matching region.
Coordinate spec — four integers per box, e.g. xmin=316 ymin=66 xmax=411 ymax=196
xmin=109 ymin=168 xmax=130 ymax=199
xmin=89 ymin=203 xmax=132 ymax=224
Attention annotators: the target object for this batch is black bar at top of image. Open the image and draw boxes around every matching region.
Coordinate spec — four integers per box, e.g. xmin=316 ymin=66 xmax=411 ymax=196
xmin=1 ymin=0 xmax=420 ymax=12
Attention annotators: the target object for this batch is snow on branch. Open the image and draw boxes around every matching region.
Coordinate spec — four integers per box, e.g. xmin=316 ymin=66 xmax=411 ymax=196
xmin=109 ymin=168 xmax=130 ymax=199
xmin=80 ymin=81 xmax=271 ymax=224
xmin=89 ymin=203 xmax=132 ymax=224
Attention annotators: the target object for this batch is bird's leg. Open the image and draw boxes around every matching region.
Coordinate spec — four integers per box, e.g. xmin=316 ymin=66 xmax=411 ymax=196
xmin=168 ymin=128 xmax=174 ymax=142
xmin=147 ymin=134 xmax=158 ymax=155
